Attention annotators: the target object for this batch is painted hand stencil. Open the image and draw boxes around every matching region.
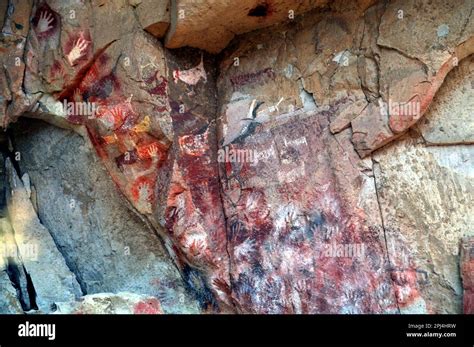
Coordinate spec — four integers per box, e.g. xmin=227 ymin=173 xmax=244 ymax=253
xmin=52 ymin=46 xmax=226 ymax=310
xmin=144 ymin=143 xmax=160 ymax=160
xmin=33 ymin=5 xmax=58 ymax=38
xmin=136 ymin=181 xmax=153 ymax=214
xmin=67 ymin=35 xmax=89 ymax=66
xmin=37 ymin=11 xmax=54 ymax=33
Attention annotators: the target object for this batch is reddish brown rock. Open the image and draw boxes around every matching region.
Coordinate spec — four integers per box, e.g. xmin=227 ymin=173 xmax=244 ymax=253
xmin=351 ymin=0 xmax=474 ymax=156
xmin=0 ymin=0 xmax=473 ymax=315
xmin=217 ymin=18 xmax=397 ymax=311
xmin=330 ymin=98 xmax=367 ymax=134
xmin=461 ymin=238 xmax=474 ymax=314
xmin=13 ymin=0 xmax=230 ymax=312
xmin=217 ymin=110 xmax=396 ymax=313
xmin=417 ymin=56 xmax=474 ymax=145
xmin=165 ymin=0 xmax=330 ymax=53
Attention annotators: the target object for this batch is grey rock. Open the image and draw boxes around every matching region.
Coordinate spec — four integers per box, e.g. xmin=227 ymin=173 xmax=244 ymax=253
xmin=12 ymin=120 xmax=200 ymax=313
xmin=134 ymin=0 xmax=170 ymax=38
xmin=0 ymin=219 xmax=24 ymax=314
xmin=0 ymin=267 xmax=23 ymax=313
xmin=6 ymin=157 xmax=82 ymax=313
xmin=0 ymin=217 xmax=32 ymax=311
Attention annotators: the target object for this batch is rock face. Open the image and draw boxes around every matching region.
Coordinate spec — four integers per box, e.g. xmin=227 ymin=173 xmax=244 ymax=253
xmin=0 ymin=0 xmax=35 ymax=127
xmin=0 ymin=0 xmax=473 ymax=314
xmin=373 ymin=133 xmax=474 ymax=313
xmin=0 ymin=264 xmax=23 ymax=314
xmin=352 ymin=0 xmax=473 ymax=157
xmin=133 ymin=0 xmax=170 ymax=38
xmin=0 ymin=220 xmax=24 ymax=314
xmin=417 ymin=56 xmax=474 ymax=145
xmin=164 ymin=0 xmax=330 ymax=53
xmin=12 ymin=120 xmax=200 ymax=314
xmin=55 ymin=292 xmax=163 ymax=314
xmin=461 ymin=238 xmax=474 ymax=314
xmin=369 ymin=55 xmax=474 ymax=314
xmin=6 ymin=157 xmax=82 ymax=313
xmin=215 ymin=1 xmax=473 ymax=313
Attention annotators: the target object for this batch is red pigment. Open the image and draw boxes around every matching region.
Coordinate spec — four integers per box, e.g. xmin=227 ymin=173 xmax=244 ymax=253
xmin=230 ymin=67 xmax=275 ymax=88
xmin=32 ymin=4 xmax=59 ymax=39
xmin=133 ymin=299 xmax=162 ymax=314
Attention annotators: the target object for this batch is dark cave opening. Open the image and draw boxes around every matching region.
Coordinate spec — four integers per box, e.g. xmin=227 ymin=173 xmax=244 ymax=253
xmin=248 ymin=3 xmax=269 ymax=17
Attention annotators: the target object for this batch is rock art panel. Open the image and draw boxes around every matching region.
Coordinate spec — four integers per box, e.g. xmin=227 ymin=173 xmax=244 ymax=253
xmin=216 ymin=109 xmax=397 ymax=313
xmin=0 ymin=0 xmax=473 ymax=315
xmin=217 ymin=22 xmax=397 ymax=312
xmin=162 ymin=48 xmax=231 ymax=311
xmin=13 ymin=120 xmax=200 ymax=314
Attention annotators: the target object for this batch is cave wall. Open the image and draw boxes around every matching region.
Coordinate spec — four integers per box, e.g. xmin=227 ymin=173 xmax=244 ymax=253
xmin=215 ymin=1 xmax=473 ymax=313
xmin=0 ymin=0 xmax=472 ymax=314
xmin=12 ymin=119 xmax=200 ymax=313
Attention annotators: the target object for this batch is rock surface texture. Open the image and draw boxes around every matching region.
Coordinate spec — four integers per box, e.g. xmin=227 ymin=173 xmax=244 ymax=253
xmin=461 ymin=238 xmax=474 ymax=314
xmin=0 ymin=0 xmax=472 ymax=314
xmin=54 ymin=292 xmax=164 ymax=314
